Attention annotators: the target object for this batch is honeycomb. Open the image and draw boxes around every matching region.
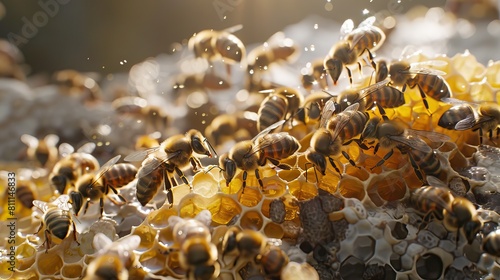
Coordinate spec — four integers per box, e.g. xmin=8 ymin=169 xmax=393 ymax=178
xmin=2 ymin=5 xmax=500 ymax=280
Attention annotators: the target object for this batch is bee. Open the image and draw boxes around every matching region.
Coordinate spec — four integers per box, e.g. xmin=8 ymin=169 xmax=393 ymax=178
xmin=172 ymin=72 xmax=231 ymax=93
xmin=20 ymin=133 xmax=59 ymax=169
xmin=256 ymin=245 xmax=289 ymax=277
xmin=204 ymin=112 xmax=258 ymax=147
xmin=306 ymin=102 xmax=368 ymax=176
xmin=324 ymin=16 xmax=386 ymax=84
xmin=33 ymin=195 xmax=79 ymax=252
xmin=112 ymin=96 xmax=170 ymax=134
xmin=125 ymin=129 xmax=213 ymax=206
xmin=15 ymin=179 xmax=36 ymax=209
xmin=438 ymin=99 xmax=500 ymax=143
xmin=219 ymin=120 xmax=300 ymax=192
xmin=482 ymin=229 xmax=500 ymax=258
xmin=71 ymin=155 xmax=138 ymax=217
xmin=247 ymin=32 xmax=298 ymax=75
xmin=375 ymin=59 xmax=450 ymax=111
xmin=49 ymin=142 xmax=99 ymax=195
xmin=188 ymin=25 xmax=246 ymax=76
xmin=295 ymin=91 xmax=334 ymax=126
xmin=410 ymin=185 xmax=482 ymax=244
xmin=361 ymin=117 xmax=450 ymax=181
xmin=257 ymin=87 xmax=303 ymax=132
xmin=53 ymin=69 xmax=102 ymax=102
xmin=339 ymin=79 xmax=406 ymax=111
xmin=84 ymin=233 xmax=141 ymax=280
xmin=301 ymin=59 xmax=329 ymax=91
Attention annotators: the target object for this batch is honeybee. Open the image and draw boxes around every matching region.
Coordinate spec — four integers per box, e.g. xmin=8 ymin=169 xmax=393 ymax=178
xmin=84 ymin=233 xmax=141 ymax=280
xmin=125 ymin=129 xmax=213 ymax=205
xmin=53 ymin=69 xmax=102 ymax=102
xmin=438 ymin=99 xmax=500 ymax=143
xmin=15 ymin=179 xmax=36 ymax=209
xmin=135 ymin=156 xmax=168 ymax=207
xmin=295 ymin=91 xmax=335 ymax=126
xmin=257 ymin=87 xmax=303 ymax=132
xmin=482 ymin=229 xmax=500 ymax=258
xmin=324 ymin=16 xmax=385 ymax=84
xmin=219 ymin=120 xmax=300 ymax=192
xmin=71 ymin=155 xmax=138 ymax=217
xmin=256 ymin=245 xmax=289 ymax=277
xmin=49 ymin=142 xmax=99 ymax=194
xmin=33 ymin=195 xmax=79 ymax=252
xmin=112 ymin=96 xmax=170 ymax=133
xmin=301 ymin=59 xmax=329 ymax=91
xmin=339 ymin=79 xmax=406 ymax=110
xmin=172 ymin=72 xmax=231 ymax=93
xmin=247 ymin=32 xmax=298 ymax=75
xmin=188 ymin=25 xmax=246 ymax=76
xmin=410 ymin=185 xmax=482 ymax=244
xmin=204 ymin=112 xmax=258 ymax=147
xmin=306 ymin=102 xmax=368 ymax=175
xmin=361 ymin=117 xmax=450 ymax=181
xmin=375 ymin=59 xmax=450 ymax=111
xmin=20 ymin=133 xmax=59 ymax=169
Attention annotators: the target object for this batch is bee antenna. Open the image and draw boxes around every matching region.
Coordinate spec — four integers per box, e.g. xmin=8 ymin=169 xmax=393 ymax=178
xmin=204 ymin=138 xmax=218 ymax=158
xmin=205 ymin=165 xmax=223 ymax=174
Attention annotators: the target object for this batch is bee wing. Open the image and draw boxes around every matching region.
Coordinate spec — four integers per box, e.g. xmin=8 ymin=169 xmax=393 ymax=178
xmin=32 ymin=200 xmax=49 ymax=213
xmin=319 ymin=99 xmax=338 ymax=128
xmin=353 ymin=78 xmax=391 ymax=102
xmin=388 ymin=134 xmax=432 ymax=153
xmin=44 ymin=134 xmax=60 ymax=147
xmin=425 ymin=175 xmax=447 ymax=188
xmin=358 ymin=16 xmax=376 ymax=28
xmin=454 ymin=114 xmax=477 ymax=130
xmin=251 ymin=132 xmax=288 ymax=154
xmin=441 ymin=97 xmax=468 ymax=105
xmin=340 ymin=19 xmax=354 ymax=39
xmin=330 ymin=103 xmax=360 ymax=141
xmin=400 ymin=45 xmax=422 ymax=60
xmin=52 ymin=195 xmax=72 ymax=211
xmin=406 ymin=129 xmax=451 ymax=143
xmin=136 ymin=151 xmax=181 ymax=178
xmin=124 ymin=146 xmax=160 ymax=162
xmin=251 ymin=120 xmax=286 ymax=142
xmin=401 ymin=67 xmax=446 ymax=76
xmin=222 ymin=24 xmax=243 ymax=34
xmin=77 ymin=142 xmax=96 ymax=154
xmin=89 ymin=155 xmax=121 ymax=186
xmin=59 ymin=143 xmax=75 ymax=158
xmin=20 ymin=134 xmax=38 ymax=148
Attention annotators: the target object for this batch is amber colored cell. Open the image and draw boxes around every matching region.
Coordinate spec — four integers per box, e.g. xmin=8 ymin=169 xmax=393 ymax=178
xmin=15 ymin=244 xmax=36 ymax=270
xmin=446 ymin=73 xmax=470 ymax=96
xmin=37 ymin=252 xmax=63 ymax=275
xmin=132 ymin=224 xmax=157 ymax=250
xmin=403 ymin=166 xmax=424 ymax=191
xmin=470 ymin=81 xmax=496 ymax=102
xmin=207 ymin=195 xmax=242 ymax=225
xmin=278 ymin=169 xmax=301 ymax=182
xmin=61 ymin=264 xmax=83 ymax=279
xmin=148 ymin=207 xmax=178 ymax=229
xmin=370 ymin=172 xmax=407 ymax=202
xmin=238 ymin=186 xmax=263 ymax=207
xmin=158 ymin=226 xmax=175 ymax=247
xmin=485 ymin=61 xmax=500 ymax=87
xmin=298 ymin=132 xmax=314 ymax=153
xmin=240 ymin=210 xmax=264 ymax=230
xmin=288 ymin=179 xmax=318 ymax=201
xmin=261 ymin=199 xmax=272 ymax=218
xmin=344 ymin=165 xmax=369 ymax=181
xmin=139 ymin=247 xmax=167 ymax=273
xmin=192 ymin=172 xmax=219 ymax=198
xmin=317 ymin=173 xmax=339 ymax=194
xmin=220 ymin=177 xmax=243 ymax=194
xmin=261 ymin=176 xmax=287 ymax=198
xmin=264 ymin=222 xmax=284 ymax=239
xmin=164 ymin=251 xmax=185 ymax=277
xmin=411 ymin=113 xmax=432 ymax=131
xmin=338 ymin=177 xmax=365 ymax=201
xmin=395 ymin=105 xmax=413 ymax=124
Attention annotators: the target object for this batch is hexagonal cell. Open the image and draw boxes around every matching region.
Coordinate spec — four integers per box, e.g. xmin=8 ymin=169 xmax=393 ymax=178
xmin=139 ymin=246 xmax=168 ymax=273
xmin=278 ymin=169 xmax=301 ymax=182
xmin=240 ymin=210 xmax=264 ymax=231
xmin=370 ymin=171 xmax=407 ymax=202
xmin=352 ymin=235 xmax=375 ymax=262
xmin=191 ymin=171 xmax=219 ymax=198
xmin=263 ymin=222 xmax=284 ymax=239
xmin=61 ymin=263 xmax=83 ymax=279
xmin=339 ymin=256 xmax=365 ymax=280
xmin=288 ymin=179 xmax=318 ymax=201
xmin=416 ymin=253 xmax=443 ymax=280
xmin=417 ymin=230 xmax=440 ymax=249
xmin=238 ymin=186 xmax=263 ymax=208
xmin=178 ymin=193 xmax=242 ymax=225
xmin=338 ymin=177 xmax=365 ymax=201
xmin=390 ymin=222 xmax=409 ymax=240
xmin=147 ymin=206 xmax=178 ymax=229
xmin=36 ymin=252 xmax=63 ymax=276
xmin=131 ymin=224 xmax=157 ymax=251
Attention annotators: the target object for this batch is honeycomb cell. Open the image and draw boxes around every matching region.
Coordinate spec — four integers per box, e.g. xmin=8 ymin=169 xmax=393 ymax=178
xmin=338 ymin=177 xmax=365 ymax=201
xmin=192 ymin=171 xmax=219 ymax=198
xmin=445 ymin=73 xmax=470 ymax=97
xmin=339 ymin=256 xmax=365 ymax=280
xmin=371 ymin=171 xmax=407 ymax=202
xmin=416 ymin=253 xmax=443 ymax=280
xmin=131 ymin=224 xmax=157 ymax=251
xmin=238 ymin=186 xmax=263 ymax=207
xmin=352 ymin=236 xmax=375 ymax=262
xmin=240 ymin=210 xmax=264 ymax=230
xmin=147 ymin=206 xmax=178 ymax=229
xmin=485 ymin=60 xmax=500 ymax=88
xmin=264 ymin=222 xmax=284 ymax=239
xmin=390 ymin=222 xmax=409 ymax=240
xmin=61 ymin=263 xmax=83 ymax=279
xmin=260 ymin=175 xmax=286 ymax=198
xmin=15 ymin=243 xmax=36 ymax=270
xmin=208 ymin=195 xmax=242 ymax=225
xmin=37 ymin=252 xmax=63 ymax=275
xmin=139 ymin=246 xmax=168 ymax=273
xmin=288 ymin=179 xmax=318 ymax=201
xmin=278 ymin=169 xmax=301 ymax=182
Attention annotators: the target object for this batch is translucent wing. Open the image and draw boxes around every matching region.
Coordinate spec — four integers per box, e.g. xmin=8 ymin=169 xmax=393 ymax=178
xmin=358 ymin=16 xmax=376 ymax=29
xmin=252 ymin=120 xmax=286 ymax=142
xmin=58 ymin=143 xmax=75 ymax=158
xmin=124 ymin=146 xmax=161 ymax=162
xmin=77 ymin=142 xmax=96 ymax=154
xmin=352 ymin=78 xmax=391 ymax=103
xmin=406 ymin=129 xmax=451 ymax=143
xmin=340 ymin=19 xmax=354 ymax=39
xmin=388 ymin=134 xmax=432 ymax=153
xmin=86 ymin=155 xmax=121 ymax=189
xmin=397 ymin=67 xmax=446 ymax=76
xmin=319 ymin=99 xmax=338 ymax=128
xmin=135 ymin=151 xmax=181 ymax=179
xmin=455 ymin=114 xmax=477 ymax=130
xmin=330 ymin=103 xmax=360 ymax=142
xmin=425 ymin=175 xmax=447 ymax=188
xmin=52 ymin=194 xmax=72 ymax=211
xmin=32 ymin=200 xmax=49 ymax=213
xmin=223 ymin=24 xmax=243 ymax=34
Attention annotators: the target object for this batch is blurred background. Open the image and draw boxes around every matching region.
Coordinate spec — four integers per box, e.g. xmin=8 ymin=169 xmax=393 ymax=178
xmin=0 ymin=0 xmax=454 ymax=75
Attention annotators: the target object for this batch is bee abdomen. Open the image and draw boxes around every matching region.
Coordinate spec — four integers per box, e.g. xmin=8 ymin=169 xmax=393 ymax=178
xmin=258 ymin=95 xmax=287 ymax=132
xmin=104 ymin=163 xmax=138 ymax=189
xmin=45 ymin=210 xmax=71 ymax=240
xmin=136 ymin=169 xmax=164 ymax=206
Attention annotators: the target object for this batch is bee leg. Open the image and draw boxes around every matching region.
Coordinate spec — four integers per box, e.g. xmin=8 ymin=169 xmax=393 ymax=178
xmin=370 ymin=149 xmax=393 ymax=171
xmin=478 ymin=127 xmax=484 ymax=144
xmin=255 ymin=169 xmax=263 ymax=189
xmin=175 ymin=166 xmax=191 ymax=189
xmin=82 ymin=200 xmax=92 ymax=215
xmin=407 ymin=153 xmax=425 ymax=183
xmin=375 ymin=102 xmax=389 ymax=121
xmin=72 ymin=221 xmax=80 ymax=246
xmin=242 ymin=171 xmax=247 ymax=194
xmin=327 ymin=157 xmax=343 ymax=177
xmin=35 ymin=222 xmax=43 ymax=235
xmin=416 ymin=84 xmax=431 ymax=113
xmin=109 ymin=185 xmax=127 ymax=204
xmin=341 ymin=151 xmax=358 ymax=168
xmin=44 ymin=229 xmax=52 ymax=253
xmin=163 ymin=172 xmax=173 ymax=206
xmin=267 ymin=158 xmax=291 ymax=170
xmin=304 ymin=162 xmax=319 ymax=183
xmin=99 ymin=197 xmax=104 ymax=218
xmin=345 ymin=66 xmax=353 ymax=84
xmin=190 ymin=157 xmax=202 ymax=172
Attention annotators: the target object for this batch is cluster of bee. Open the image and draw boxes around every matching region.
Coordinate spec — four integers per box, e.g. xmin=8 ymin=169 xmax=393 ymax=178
xmin=6 ymin=13 xmax=500 ymax=280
